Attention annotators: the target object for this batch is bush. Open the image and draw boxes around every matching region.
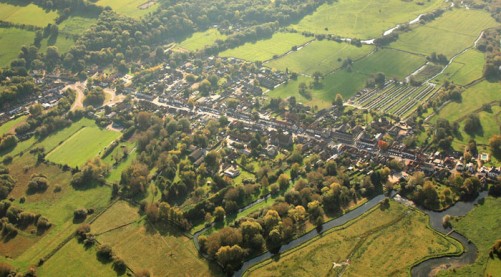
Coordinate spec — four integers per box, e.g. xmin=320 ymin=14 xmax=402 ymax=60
xmin=0 ymin=262 xmax=14 ymax=277
xmin=113 ymin=257 xmax=127 ymax=273
xmin=73 ymin=208 xmax=88 ymax=220
xmin=97 ymin=244 xmax=113 ymax=262
xmin=75 ymin=224 xmax=91 ymax=241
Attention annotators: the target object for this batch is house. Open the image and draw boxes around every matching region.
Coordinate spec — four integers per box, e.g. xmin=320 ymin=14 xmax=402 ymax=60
xmin=189 ymin=148 xmax=206 ymax=163
xmin=456 ymin=162 xmax=464 ymax=171
xmin=488 ymin=167 xmax=500 ymax=179
xmin=224 ymin=168 xmax=241 ymax=178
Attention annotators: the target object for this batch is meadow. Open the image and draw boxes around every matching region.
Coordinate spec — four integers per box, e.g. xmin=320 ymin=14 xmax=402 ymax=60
xmin=436 ymin=49 xmax=485 ymax=85
xmin=0 ymin=3 xmax=58 ymax=27
xmin=0 ymin=116 xmax=26 ymax=136
xmin=246 ymin=201 xmax=460 ymax=276
xmin=58 ymin=16 xmax=98 ymax=35
xmin=96 ymin=0 xmax=158 ymax=19
xmin=353 ymin=48 xmax=425 ymax=79
xmin=452 ymin=105 xmax=501 ymax=149
xmin=178 ymin=29 xmax=227 ymax=52
xmin=438 ymin=197 xmax=501 ymax=276
xmin=40 ymin=35 xmax=76 ymax=55
xmin=291 ymin=0 xmax=445 ymax=38
xmin=46 ymin=125 xmax=121 ymax=167
xmin=391 ymin=9 xmax=499 ymax=58
xmin=219 ymin=32 xmax=311 ymax=62
xmin=266 ymin=40 xmax=373 ymax=75
xmin=0 ymin=27 xmax=35 ymax=67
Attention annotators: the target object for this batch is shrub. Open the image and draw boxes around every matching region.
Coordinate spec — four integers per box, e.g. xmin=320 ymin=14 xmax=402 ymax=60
xmin=97 ymin=244 xmax=113 ymax=262
xmin=75 ymin=224 xmax=91 ymax=241
xmin=73 ymin=208 xmax=88 ymax=220
xmin=113 ymin=257 xmax=127 ymax=273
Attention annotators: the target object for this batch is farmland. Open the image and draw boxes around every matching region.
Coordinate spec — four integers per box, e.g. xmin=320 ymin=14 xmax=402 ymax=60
xmin=436 ymin=49 xmax=485 ymax=85
xmin=46 ymin=125 xmax=121 ymax=167
xmin=353 ymin=48 xmax=425 ymax=79
xmin=266 ymin=40 xmax=373 ymax=75
xmin=178 ymin=29 xmax=227 ymax=52
xmin=0 ymin=28 xmax=35 ymax=67
xmin=246 ymin=201 xmax=461 ymax=277
xmin=0 ymin=3 xmax=58 ymax=27
xmin=219 ymin=32 xmax=311 ymax=62
xmin=96 ymin=0 xmax=158 ymax=19
xmin=291 ymin=0 xmax=445 ymax=38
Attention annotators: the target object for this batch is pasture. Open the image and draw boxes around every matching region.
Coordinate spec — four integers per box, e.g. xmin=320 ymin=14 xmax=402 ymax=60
xmin=91 ymin=200 xmax=141 ymax=234
xmin=0 ymin=27 xmax=34 ymax=67
xmin=40 ymin=35 xmax=76 ymax=55
xmin=437 ymin=197 xmax=501 ymax=276
xmin=246 ymin=201 xmax=460 ymax=276
xmin=46 ymin=125 xmax=121 ymax=167
xmin=391 ymin=9 xmax=499 ymax=58
xmin=353 ymin=48 xmax=425 ymax=80
xmin=452 ymin=105 xmax=501 ymax=150
xmin=0 ymin=116 xmax=26 ymax=136
xmin=219 ymin=32 xmax=311 ymax=62
xmin=436 ymin=49 xmax=485 ymax=85
xmin=58 ymin=16 xmax=98 ymax=35
xmin=96 ymin=0 xmax=158 ymax=19
xmin=266 ymin=40 xmax=373 ymax=75
xmin=0 ymin=3 xmax=58 ymax=27
xmin=291 ymin=0 xmax=445 ymax=38
xmin=178 ymin=29 xmax=227 ymax=52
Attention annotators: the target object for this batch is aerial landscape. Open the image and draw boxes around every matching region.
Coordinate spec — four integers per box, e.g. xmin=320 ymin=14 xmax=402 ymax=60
xmin=0 ymin=0 xmax=500 ymax=276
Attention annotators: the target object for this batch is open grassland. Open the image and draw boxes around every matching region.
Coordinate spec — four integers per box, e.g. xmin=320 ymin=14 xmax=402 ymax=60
xmin=436 ymin=49 xmax=485 ymax=85
xmin=0 ymin=116 xmax=26 ymax=136
xmin=433 ymin=81 xmax=501 ymax=123
xmin=46 ymin=125 xmax=121 ymax=167
xmin=178 ymin=29 xmax=227 ymax=52
xmin=38 ymin=239 xmax=117 ymax=277
xmin=291 ymin=0 xmax=445 ymax=38
xmin=246 ymin=202 xmax=460 ymax=277
xmin=391 ymin=9 xmax=499 ymax=58
xmin=0 ymin=27 xmax=34 ymax=67
xmin=40 ymin=35 xmax=75 ymax=54
xmin=58 ymin=16 xmax=98 ymax=35
xmin=219 ymin=32 xmax=311 ymax=62
xmin=0 ymin=3 xmax=58 ymax=27
xmin=96 ymin=218 xmax=221 ymax=276
xmin=353 ymin=48 xmax=425 ymax=79
xmin=452 ymin=105 xmax=501 ymax=150
xmin=266 ymin=40 xmax=373 ymax=75
xmin=96 ymin=0 xmax=158 ymax=19
xmin=91 ymin=200 xmax=141 ymax=234
xmin=438 ymin=197 xmax=501 ymax=277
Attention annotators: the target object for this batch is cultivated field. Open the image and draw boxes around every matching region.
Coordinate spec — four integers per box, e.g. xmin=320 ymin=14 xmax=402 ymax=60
xmin=246 ymin=201 xmax=460 ymax=276
xmin=0 ymin=3 xmax=58 ymax=27
xmin=391 ymin=9 xmax=499 ymax=58
xmin=291 ymin=0 xmax=445 ymax=38
xmin=436 ymin=49 xmax=485 ymax=85
xmin=353 ymin=48 xmax=425 ymax=80
xmin=266 ymin=40 xmax=373 ymax=75
xmin=437 ymin=197 xmax=501 ymax=276
xmin=219 ymin=32 xmax=311 ymax=62
xmin=96 ymin=0 xmax=158 ymax=19
xmin=0 ymin=27 xmax=35 ymax=67
xmin=46 ymin=125 xmax=121 ymax=167
xmin=178 ymin=29 xmax=227 ymax=52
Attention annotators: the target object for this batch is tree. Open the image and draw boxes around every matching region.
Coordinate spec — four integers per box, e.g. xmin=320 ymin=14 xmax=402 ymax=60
xmin=119 ymin=162 xmax=149 ymax=196
xmin=312 ymin=71 xmax=323 ymax=86
xmin=29 ymin=103 xmax=43 ymax=117
xmin=199 ymin=79 xmax=211 ymax=96
xmin=277 ymin=174 xmax=290 ymax=191
xmin=463 ymin=114 xmax=482 ymax=135
xmin=334 ymin=94 xmax=344 ymax=110
xmin=489 ymin=135 xmax=501 ymax=159
xmin=214 ymin=206 xmax=225 ymax=222
xmin=215 ymin=245 xmax=245 ymax=273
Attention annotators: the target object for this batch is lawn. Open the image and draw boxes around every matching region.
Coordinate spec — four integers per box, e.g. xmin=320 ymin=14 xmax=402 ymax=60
xmin=38 ymin=239 xmax=118 ymax=277
xmin=58 ymin=16 xmax=98 ymax=35
xmin=96 ymin=0 xmax=158 ymax=19
xmin=219 ymin=32 xmax=311 ymax=62
xmin=0 ymin=27 xmax=35 ymax=67
xmin=0 ymin=116 xmax=26 ymax=136
xmin=438 ymin=196 xmax=501 ymax=276
xmin=46 ymin=125 xmax=121 ymax=167
xmin=436 ymin=49 xmax=485 ymax=85
xmin=0 ymin=3 xmax=58 ymax=27
xmin=291 ymin=0 xmax=445 ymax=39
xmin=266 ymin=40 xmax=373 ymax=75
xmin=178 ymin=29 xmax=227 ymax=52
xmin=391 ymin=9 xmax=499 ymax=58
xmin=353 ymin=48 xmax=426 ymax=79
xmin=246 ymin=201 xmax=461 ymax=277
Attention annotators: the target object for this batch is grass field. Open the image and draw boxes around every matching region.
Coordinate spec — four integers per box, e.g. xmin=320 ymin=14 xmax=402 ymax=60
xmin=291 ymin=0 xmax=445 ymax=38
xmin=391 ymin=9 xmax=499 ymax=58
xmin=46 ymin=125 xmax=121 ymax=167
xmin=0 ymin=116 xmax=26 ymax=136
xmin=0 ymin=27 xmax=35 ymax=67
xmin=246 ymin=201 xmax=460 ymax=276
xmin=40 ymin=35 xmax=76 ymax=55
xmin=95 ymin=203 xmax=221 ymax=276
xmin=438 ymin=196 xmax=501 ymax=276
xmin=436 ymin=49 xmax=485 ymax=85
xmin=58 ymin=16 xmax=98 ymax=35
xmin=219 ymin=32 xmax=311 ymax=62
xmin=38 ymin=239 xmax=118 ymax=277
xmin=96 ymin=0 xmax=158 ymax=19
xmin=266 ymin=40 xmax=373 ymax=75
xmin=0 ymin=3 xmax=58 ymax=27
xmin=452 ymin=105 xmax=501 ymax=150
xmin=353 ymin=48 xmax=425 ymax=79
xmin=178 ymin=29 xmax=227 ymax=52
xmin=91 ymin=200 xmax=141 ymax=234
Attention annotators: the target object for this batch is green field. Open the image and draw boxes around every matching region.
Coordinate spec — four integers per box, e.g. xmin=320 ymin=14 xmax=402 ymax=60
xmin=266 ymin=40 xmax=373 ymax=75
xmin=0 ymin=27 xmax=35 ymax=67
xmin=0 ymin=3 xmax=58 ymax=27
xmin=95 ymin=201 xmax=221 ymax=276
xmin=0 ymin=115 xmax=26 ymax=136
xmin=91 ymin=200 xmax=141 ymax=234
xmin=219 ymin=32 xmax=311 ymax=62
xmin=353 ymin=48 xmax=425 ymax=79
xmin=436 ymin=49 xmax=485 ymax=85
xmin=291 ymin=0 xmax=445 ymax=38
xmin=391 ymin=9 xmax=499 ymax=58
xmin=96 ymin=0 xmax=158 ymax=19
xmin=452 ymin=105 xmax=501 ymax=149
xmin=40 ymin=35 xmax=76 ymax=55
xmin=438 ymin=197 xmax=501 ymax=276
xmin=38 ymin=239 xmax=117 ymax=277
xmin=58 ymin=16 xmax=98 ymax=35
xmin=246 ymin=201 xmax=460 ymax=276
xmin=178 ymin=29 xmax=227 ymax=52
xmin=46 ymin=125 xmax=121 ymax=167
